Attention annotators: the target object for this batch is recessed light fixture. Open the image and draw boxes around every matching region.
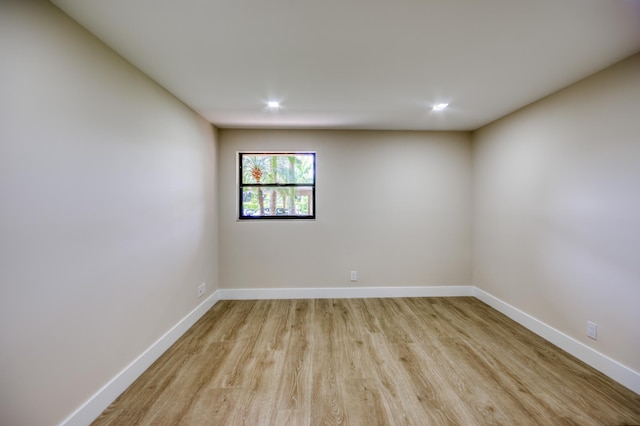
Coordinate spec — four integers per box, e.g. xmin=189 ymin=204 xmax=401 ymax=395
xmin=267 ymin=100 xmax=280 ymax=108
xmin=432 ymin=103 xmax=449 ymax=111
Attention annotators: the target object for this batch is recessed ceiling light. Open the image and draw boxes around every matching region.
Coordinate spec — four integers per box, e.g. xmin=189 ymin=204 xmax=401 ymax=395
xmin=267 ymin=100 xmax=280 ymax=108
xmin=432 ymin=103 xmax=449 ymax=111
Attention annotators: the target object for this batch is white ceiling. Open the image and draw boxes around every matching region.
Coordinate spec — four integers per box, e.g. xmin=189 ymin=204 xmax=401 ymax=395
xmin=51 ymin=0 xmax=640 ymax=131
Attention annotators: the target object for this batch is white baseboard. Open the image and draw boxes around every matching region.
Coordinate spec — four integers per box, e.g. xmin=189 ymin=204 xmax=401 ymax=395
xmin=60 ymin=291 xmax=221 ymax=426
xmin=472 ymin=287 xmax=640 ymax=395
xmin=218 ymin=285 xmax=474 ymax=300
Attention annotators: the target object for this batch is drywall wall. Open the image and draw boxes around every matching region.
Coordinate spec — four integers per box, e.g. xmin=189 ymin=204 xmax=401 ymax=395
xmin=473 ymin=53 xmax=640 ymax=372
xmin=218 ymin=130 xmax=472 ymax=289
xmin=0 ymin=1 xmax=218 ymax=424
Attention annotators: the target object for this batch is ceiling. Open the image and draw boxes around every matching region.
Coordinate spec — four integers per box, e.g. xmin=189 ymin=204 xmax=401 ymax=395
xmin=51 ymin=0 xmax=640 ymax=131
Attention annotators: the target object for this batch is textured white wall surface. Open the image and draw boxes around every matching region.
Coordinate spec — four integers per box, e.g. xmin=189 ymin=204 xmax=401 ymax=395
xmin=473 ymin=53 xmax=640 ymax=372
xmin=219 ymin=129 xmax=472 ymax=289
xmin=0 ymin=2 xmax=219 ymax=424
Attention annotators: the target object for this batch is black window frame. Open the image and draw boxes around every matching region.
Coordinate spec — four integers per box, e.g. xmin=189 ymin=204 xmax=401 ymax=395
xmin=238 ymin=151 xmax=316 ymax=220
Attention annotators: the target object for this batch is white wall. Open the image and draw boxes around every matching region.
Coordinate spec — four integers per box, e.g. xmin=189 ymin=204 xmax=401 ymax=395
xmin=473 ymin=53 xmax=640 ymax=372
xmin=0 ymin=2 xmax=219 ymax=424
xmin=219 ymin=130 xmax=472 ymax=289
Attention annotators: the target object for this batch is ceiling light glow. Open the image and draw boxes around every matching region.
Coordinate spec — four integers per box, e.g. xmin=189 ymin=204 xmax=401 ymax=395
xmin=432 ymin=103 xmax=449 ymax=111
xmin=267 ymin=100 xmax=280 ymax=108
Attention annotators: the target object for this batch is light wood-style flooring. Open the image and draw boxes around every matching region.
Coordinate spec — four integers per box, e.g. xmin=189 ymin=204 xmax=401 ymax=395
xmin=93 ymin=297 xmax=640 ymax=425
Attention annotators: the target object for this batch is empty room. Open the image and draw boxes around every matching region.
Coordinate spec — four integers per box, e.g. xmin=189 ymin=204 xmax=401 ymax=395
xmin=1 ymin=0 xmax=639 ymax=424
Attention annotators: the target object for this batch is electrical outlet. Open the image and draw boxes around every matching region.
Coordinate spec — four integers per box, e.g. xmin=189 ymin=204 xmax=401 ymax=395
xmin=198 ymin=282 xmax=206 ymax=298
xmin=350 ymin=271 xmax=357 ymax=282
xmin=587 ymin=321 xmax=597 ymax=340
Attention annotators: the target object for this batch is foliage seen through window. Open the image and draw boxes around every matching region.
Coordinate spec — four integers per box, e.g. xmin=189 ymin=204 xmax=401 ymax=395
xmin=239 ymin=152 xmax=315 ymax=219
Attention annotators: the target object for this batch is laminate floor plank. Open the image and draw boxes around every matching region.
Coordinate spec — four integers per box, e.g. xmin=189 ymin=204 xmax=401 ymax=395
xmin=273 ymin=299 xmax=312 ymax=414
xmin=223 ymin=301 xmax=287 ymax=425
xmin=365 ymin=333 xmax=441 ymax=425
xmin=92 ymin=297 xmax=640 ymax=426
xmin=310 ymin=299 xmax=351 ymax=425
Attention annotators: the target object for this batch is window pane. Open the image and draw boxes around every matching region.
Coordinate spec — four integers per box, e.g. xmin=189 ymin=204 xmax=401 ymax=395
xmin=240 ymin=186 xmax=314 ymax=217
xmin=241 ymin=153 xmax=314 ymax=185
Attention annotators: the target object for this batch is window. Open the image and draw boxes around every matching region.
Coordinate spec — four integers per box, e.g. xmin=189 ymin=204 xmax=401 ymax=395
xmin=238 ymin=152 xmax=316 ymax=220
